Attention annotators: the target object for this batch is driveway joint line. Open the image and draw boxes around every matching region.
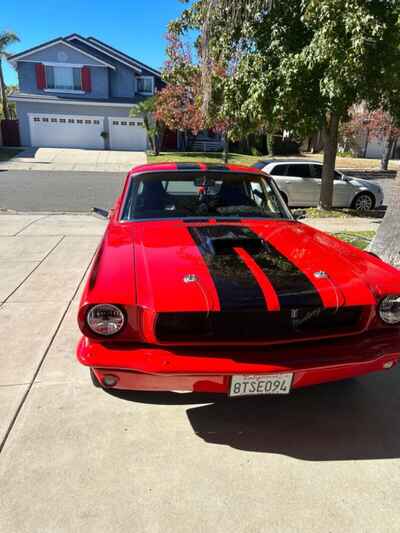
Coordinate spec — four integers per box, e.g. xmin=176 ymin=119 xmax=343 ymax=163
xmin=0 ymin=383 xmax=30 ymax=388
xmin=0 ymin=247 xmax=97 ymax=455
xmin=13 ymin=214 xmax=50 ymax=236
xmin=0 ymin=235 xmax=65 ymax=306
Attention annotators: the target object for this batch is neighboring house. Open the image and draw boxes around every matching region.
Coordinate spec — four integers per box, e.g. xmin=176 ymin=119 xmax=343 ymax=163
xmin=8 ymin=34 xmax=163 ymax=150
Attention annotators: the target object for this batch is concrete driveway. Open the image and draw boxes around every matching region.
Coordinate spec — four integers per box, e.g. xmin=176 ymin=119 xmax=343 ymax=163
xmin=1 ymin=214 xmax=400 ymax=532
xmin=0 ymin=147 xmax=147 ymax=172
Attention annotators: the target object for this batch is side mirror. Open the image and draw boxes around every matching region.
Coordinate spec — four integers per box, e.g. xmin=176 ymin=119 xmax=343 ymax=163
xmin=92 ymin=207 xmax=110 ymax=219
xmin=292 ymin=209 xmax=306 ymax=220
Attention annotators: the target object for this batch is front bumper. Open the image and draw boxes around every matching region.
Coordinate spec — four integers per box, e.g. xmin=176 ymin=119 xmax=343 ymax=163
xmin=77 ymin=330 xmax=400 ymax=392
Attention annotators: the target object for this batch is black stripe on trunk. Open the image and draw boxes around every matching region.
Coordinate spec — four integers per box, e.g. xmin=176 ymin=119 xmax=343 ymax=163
xmin=188 ymin=226 xmax=266 ymax=311
xmin=176 ymin=163 xmax=202 ymax=170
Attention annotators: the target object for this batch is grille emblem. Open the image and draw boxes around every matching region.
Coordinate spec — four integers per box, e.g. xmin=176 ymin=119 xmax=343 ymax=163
xmin=183 ymin=274 xmax=198 ymax=284
xmin=314 ymin=271 xmax=328 ymax=279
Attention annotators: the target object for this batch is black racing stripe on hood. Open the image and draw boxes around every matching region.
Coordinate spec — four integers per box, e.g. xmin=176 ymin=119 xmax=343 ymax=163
xmin=241 ymin=227 xmax=323 ymax=308
xmin=188 ymin=226 xmax=267 ymax=311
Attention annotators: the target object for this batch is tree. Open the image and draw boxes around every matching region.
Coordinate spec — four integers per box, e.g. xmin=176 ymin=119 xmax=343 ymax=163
xmin=130 ymin=97 xmax=164 ymax=156
xmin=174 ymin=0 xmax=400 ymax=208
xmin=370 ymin=170 xmax=400 ymax=268
xmin=0 ymin=31 xmax=19 ymax=120
xmin=0 ymin=85 xmax=17 ymax=119
xmin=155 ymin=33 xmax=205 ymax=151
xmin=341 ymin=108 xmax=400 ymax=169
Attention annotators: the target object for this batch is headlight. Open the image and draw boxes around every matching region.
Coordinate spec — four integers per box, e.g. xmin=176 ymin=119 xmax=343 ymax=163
xmin=379 ymin=295 xmax=400 ymax=325
xmin=87 ymin=304 xmax=125 ymax=336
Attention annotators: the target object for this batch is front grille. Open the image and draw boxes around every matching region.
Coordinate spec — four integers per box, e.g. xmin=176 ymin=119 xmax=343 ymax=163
xmin=155 ymin=307 xmax=366 ymax=343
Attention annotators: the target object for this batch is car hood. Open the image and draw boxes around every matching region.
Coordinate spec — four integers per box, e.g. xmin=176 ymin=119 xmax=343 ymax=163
xmin=343 ymin=176 xmax=382 ymax=192
xmin=130 ymin=219 xmax=395 ymax=313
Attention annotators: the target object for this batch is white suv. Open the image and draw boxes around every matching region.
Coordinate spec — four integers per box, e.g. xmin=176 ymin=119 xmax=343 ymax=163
xmin=253 ymin=159 xmax=384 ymax=211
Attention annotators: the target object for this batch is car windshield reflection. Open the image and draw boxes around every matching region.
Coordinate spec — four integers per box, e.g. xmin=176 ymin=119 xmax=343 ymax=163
xmin=121 ymin=171 xmax=290 ymax=221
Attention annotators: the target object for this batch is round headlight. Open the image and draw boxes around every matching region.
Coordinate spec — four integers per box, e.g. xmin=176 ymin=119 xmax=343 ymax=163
xmin=379 ymin=295 xmax=400 ymax=325
xmin=87 ymin=304 xmax=125 ymax=336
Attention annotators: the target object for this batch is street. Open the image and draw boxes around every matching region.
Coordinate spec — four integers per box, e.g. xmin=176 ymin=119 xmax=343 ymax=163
xmin=0 ymin=170 xmax=394 ymax=212
xmin=1 ymin=213 xmax=400 ymax=532
xmin=0 ymin=170 xmax=125 ymax=212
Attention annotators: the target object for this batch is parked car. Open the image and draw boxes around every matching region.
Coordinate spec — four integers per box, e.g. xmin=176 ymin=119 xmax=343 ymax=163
xmin=77 ymin=163 xmax=400 ymax=397
xmin=253 ymin=159 xmax=384 ymax=211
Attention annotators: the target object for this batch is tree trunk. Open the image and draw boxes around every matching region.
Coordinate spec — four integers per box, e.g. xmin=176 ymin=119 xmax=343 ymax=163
xmin=380 ymin=133 xmax=395 ymax=171
xmin=311 ymin=130 xmax=324 ymax=153
xmin=362 ymin=127 xmax=370 ymax=158
xmin=0 ymin=58 xmax=10 ymax=120
xmin=369 ymin=169 xmax=400 ymax=268
xmin=222 ymin=134 xmax=229 ymax=163
xmin=319 ymin=112 xmax=339 ymax=210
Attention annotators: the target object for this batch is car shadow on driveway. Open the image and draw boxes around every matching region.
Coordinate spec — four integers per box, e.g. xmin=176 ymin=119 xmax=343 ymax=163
xmin=108 ymin=368 xmax=400 ymax=461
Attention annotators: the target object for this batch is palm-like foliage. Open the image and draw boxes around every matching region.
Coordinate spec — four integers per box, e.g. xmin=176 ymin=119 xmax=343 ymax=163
xmin=130 ymin=97 xmax=164 ymax=155
xmin=0 ymin=31 xmax=20 ymax=120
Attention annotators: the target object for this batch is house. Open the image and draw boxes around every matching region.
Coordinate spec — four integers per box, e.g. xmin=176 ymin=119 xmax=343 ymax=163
xmin=8 ymin=34 xmax=164 ymax=151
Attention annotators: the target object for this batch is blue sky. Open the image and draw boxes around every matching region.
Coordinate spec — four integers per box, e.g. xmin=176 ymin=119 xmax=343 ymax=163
xmin=3 ymin=0 xmax=189 ymax=85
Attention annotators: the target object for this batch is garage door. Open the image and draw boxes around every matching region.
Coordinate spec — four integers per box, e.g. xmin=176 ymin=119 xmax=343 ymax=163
xmin=109 ymin=118 xmax=148 ymax=151
xmin=29 ymin=114 xmax=104 ymax=149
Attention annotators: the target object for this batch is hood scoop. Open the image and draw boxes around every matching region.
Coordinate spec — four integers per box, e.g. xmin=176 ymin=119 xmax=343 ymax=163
xmin=190 ymin=226 xmax=264 ymax=256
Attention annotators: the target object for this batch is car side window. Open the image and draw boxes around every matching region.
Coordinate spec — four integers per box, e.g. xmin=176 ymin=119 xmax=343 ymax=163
xmin=270 ymin=164 xmax=287 ymax=176
xmin=310 ymin=165 xmax=322 ymax=179
xmin=334 ymin=171 xmax=342 ymax=180
xmin=286 ymin=164 xmax=312 ymax=178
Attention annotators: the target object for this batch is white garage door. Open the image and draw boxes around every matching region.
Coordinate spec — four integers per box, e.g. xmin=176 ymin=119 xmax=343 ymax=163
xmin=29 ymin=114 xmax=104 ymax=149
xmin=109 ymin=118 xmax=148 ymax=151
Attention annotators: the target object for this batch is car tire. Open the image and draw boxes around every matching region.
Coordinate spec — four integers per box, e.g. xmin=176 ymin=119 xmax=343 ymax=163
xmin=351 ymin=192 xmax=375 ymax=211
xmin=90 ymin=368 xmax=102 ymax=388
xmin=279 ymin=191 xmax=289 ymax=205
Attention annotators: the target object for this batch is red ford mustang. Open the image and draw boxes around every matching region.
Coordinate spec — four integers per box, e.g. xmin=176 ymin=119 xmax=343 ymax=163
xmin=77 ymin=162 xmax=400 ymax=397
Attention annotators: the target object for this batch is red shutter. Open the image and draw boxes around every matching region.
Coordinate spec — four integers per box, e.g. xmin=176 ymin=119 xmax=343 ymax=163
xmin=81 ymin=66 xmax=91 ymax=92
xmin=35 ymin=63 xmax=46 ymax=89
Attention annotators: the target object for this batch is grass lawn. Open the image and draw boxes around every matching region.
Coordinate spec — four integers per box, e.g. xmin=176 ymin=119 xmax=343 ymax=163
xmin=303 ymin=207 xmax=383 ymax=219
xmin=0 ymin=147 xmax=23 ymax=161
xmin=148 ymin=150 xmax=399 ymax=171
xmin=147 ymin=151 xmax=262 ymax=166
xmin=294 ymin=153 xmax=398 ymax=171
xmin=333 ymin=231 xmax=375 ymax=250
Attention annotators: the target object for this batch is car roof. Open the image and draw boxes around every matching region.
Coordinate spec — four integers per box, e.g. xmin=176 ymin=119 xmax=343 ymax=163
xmin=127 ymin=162 xmax=263 ymax=176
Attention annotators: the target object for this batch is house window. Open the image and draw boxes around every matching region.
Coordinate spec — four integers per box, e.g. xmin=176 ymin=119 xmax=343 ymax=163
xmin=136 ymin=77 xmax=153 ymax=95
xmin=45 ymin=66 xmax=82 ymax=91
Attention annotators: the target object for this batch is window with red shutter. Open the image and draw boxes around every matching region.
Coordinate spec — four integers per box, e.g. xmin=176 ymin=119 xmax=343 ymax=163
xmin=35 ymin=63 xmax=46 ymax=89
xmin=81 ymin=66 xmax=91 ymax=92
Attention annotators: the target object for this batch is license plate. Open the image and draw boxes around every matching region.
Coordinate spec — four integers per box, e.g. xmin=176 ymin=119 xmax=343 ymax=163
xmin=230 ymin=373 xmax=293 ymax=397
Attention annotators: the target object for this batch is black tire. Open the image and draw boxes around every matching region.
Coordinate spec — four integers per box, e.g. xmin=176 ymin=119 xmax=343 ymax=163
xmin=279 ymin=191 xmax=289 ymax=205
xmin=90 ymin=368 xmax=102 ymax=388
xmin=351 ymin=192 xmax=375 ymax=211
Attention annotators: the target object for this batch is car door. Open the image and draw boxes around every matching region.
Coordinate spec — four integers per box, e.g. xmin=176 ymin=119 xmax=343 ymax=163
xmin=266 ymin=164 xmax=290 ymax=200
xmin=285 ymin=164 xmax=320 ymax=206
xmin=310 ymin=165 xmax=352 ymax=207
xmin=332 ymin=171 xmax=353 ymax=207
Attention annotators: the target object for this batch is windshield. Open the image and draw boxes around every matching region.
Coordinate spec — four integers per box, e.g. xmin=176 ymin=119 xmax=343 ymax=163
xmin=121 ymin=171 xmax=290 ymax=221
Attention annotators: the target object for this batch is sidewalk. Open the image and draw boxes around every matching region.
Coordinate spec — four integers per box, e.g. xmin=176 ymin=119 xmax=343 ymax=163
xmin=304 ymin=216 xmax=381 ymax=233
xmin=1 ymin=213 xmax=399 ymax=533
xmin=0 ymin=147 xmax=147 ymax=172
